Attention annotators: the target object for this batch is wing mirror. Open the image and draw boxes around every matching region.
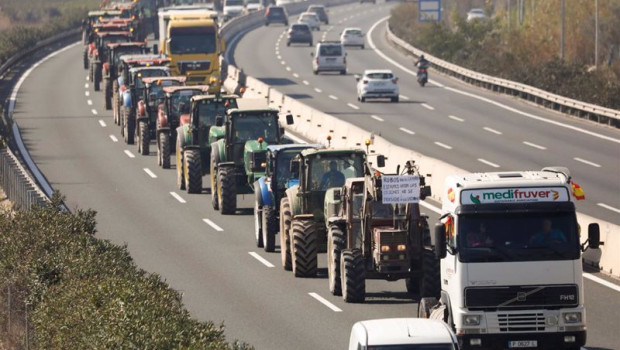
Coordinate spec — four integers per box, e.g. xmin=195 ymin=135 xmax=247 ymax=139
xmin=286 ymin=113 xmax=294 ymax=125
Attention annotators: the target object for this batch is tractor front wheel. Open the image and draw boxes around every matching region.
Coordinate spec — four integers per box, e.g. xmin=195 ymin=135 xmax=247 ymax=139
xmin=279 ymin=197 xmax=292 ymax=271
xmin=262 ymin=206 xmax=277 ymax=252
xmin=184 ymin=149 xmax=202 ymax=194
xmin=291 ymin=219 xmax=318 ymax=278
xmin=138 ymin=121 xmax=149 ymax=155
xmin=341 ymin=248 xmax=365 ymax=303
xmin=217 ymin=166 xmax=237 ymax=214
xmin=328 ymin=225 xmax=345 ymax=296
xmin=159 ymin=132 xmax=171 ymax=168
xmin=175 ymin=131 xmax=185 ymax=190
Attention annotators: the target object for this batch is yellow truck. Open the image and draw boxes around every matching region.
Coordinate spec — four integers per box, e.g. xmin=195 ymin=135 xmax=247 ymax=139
xmin=158 ymin=7 xmax=224 ymax=92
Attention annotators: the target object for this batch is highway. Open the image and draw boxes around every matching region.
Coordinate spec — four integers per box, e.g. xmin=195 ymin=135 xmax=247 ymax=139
xmin=7 ymin=2 xmax=620 ymax=349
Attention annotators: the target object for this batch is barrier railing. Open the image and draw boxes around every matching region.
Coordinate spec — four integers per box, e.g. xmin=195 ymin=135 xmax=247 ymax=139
xmin=0 ymin=148 xmax=48 ymax=210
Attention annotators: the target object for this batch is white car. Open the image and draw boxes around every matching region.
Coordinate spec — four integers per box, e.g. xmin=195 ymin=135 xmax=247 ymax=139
xmin=340 ymin=27 xmax=364 ymax=49
xmin=312 ymin=41 xmax=346 ymax=75
xmin=297 ymin=12 xmax=320 ymax=31
xmin=245 ymin=0 xmax=263 ymax=12
xmin=356 ymin=69 xmax=399 ymax=102
xmin=349 ymin=318 xmax=459 ymax=350
xmin=466 ymin=8 xmax=487 ymax=22
xmin=223 ymin=0 xmax=245 ymax=19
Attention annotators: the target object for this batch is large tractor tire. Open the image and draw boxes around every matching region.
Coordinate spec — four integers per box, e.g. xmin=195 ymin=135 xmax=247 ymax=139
xmin=138 ymin=121 xmax=149 ymax=155
xmin=159 ymin=132 xmax=171 ymax=169
xmin=113 ymin=90 xmax=120 ymax=125
xmin=262 ymin=206 xmax=278 ymax=252
xmin=419 ymin=250 xmax=441 ymax=298
xmin=418 ymin=297 xmax=438 ymax=319
xmin=291 ymin=219 xmax=318 ymax=278
xmin=217 ymin=166 xmax=237 ymax=214
xmin=341 ymin=248 xmax=365 ymax=303
xmin=83 ymin=48 xmax=89 ymax=69
xmin=103 ymin=79 xmax=112 ymax=110
xmin=254 ymin=186 xmax=263 ymax=248
xmin=327 ymin=225 xmax=345 ymax=296
xmin=93 ymin=63 xmax=101 ymax=91
xmin=176 ymin=132 xmax=186 ymax=190
xmin=89 ymin=62 xmax=94 ymax=82
xmin=209 ymin=144 xmax=220 ymax=210
xmin=279 ymin=197 xmax=292 ymax=270
xmin=184 ymin=149 xmax=202 ymax=194
xmin=124 ymin=107 xmax=135 ymax=144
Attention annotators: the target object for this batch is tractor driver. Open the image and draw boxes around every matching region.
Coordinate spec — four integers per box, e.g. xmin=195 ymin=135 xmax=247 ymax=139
xmin=319 ymin=160 xmax=345 ymax=190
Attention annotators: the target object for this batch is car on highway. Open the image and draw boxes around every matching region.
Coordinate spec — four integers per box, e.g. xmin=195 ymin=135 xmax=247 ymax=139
xmin=245 ymin=0 xmax=264 ymax=12
xmin=356 ymin=69 xmax=399 ymax=102
xmin=287 ymin=23 xmax=313 ymax=46
xmin=223 ymin=0 xmax=245 ymax=20
xmin=297 ymin=12 xmax=320 ymax=31
xmin=340 ymin=27 xmax=364 ymax=49
xmin=307 ymin=4 xmax=329 ymax=24
xmin=349 ymin=318 xmax=459 ymax=350
xmin=466 ymin=8 xmax=487 ymax=22
xmin=264 ymin=5 xmax=289 ymax=26
xmin=311 ymin=41 xmax=347 ymax=75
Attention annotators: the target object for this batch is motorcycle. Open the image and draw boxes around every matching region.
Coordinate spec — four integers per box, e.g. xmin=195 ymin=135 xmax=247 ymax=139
xmin=416 ymin=62 xmax=428 ymax=87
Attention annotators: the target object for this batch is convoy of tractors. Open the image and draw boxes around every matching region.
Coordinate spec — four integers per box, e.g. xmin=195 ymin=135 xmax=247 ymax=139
xmin=81 ymin=1 xmax=600 ymax=349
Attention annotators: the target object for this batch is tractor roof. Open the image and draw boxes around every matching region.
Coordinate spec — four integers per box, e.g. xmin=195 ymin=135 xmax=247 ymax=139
xmin=266 ymin=144 xmax=323 ymax=153
xmin=190 ymin=94 xmax=239 ymax=102
xmin=121 ymin=55 xmax=170 ymax=67
xmin=142 ymin=76 xmax=187 ymax=86
xmin=128 ymin=66 xmax=170 ymax=76
xmin=88 ymin=10 xmax=123 ymax=17
xmin=299 ymin=147 xmax=366 ymax=158
xmin=227 ymin=107 xmax=279 ymax=116
xmin=95 ymin=31 xmax=132 ymax=37
xmin=107 ymin=41 xmax=147 ymax=49
xmin=163 ymin=85 xmax=211 ymax=94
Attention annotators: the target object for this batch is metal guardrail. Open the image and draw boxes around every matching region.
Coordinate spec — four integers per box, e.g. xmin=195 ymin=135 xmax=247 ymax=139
xmin=385 ymin=24 xmax=620 ymax=128
xmin=0 ymin=148 xmax=48 ymax=210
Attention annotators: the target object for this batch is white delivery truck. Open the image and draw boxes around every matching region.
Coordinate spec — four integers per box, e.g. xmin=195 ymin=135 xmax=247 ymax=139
xmin=420 ymin=167 xmax=599 ymax=350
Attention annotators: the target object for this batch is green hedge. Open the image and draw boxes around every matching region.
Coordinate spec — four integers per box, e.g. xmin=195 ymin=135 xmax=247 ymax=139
xmin=0 ymin=194 xmax=252 ymax=349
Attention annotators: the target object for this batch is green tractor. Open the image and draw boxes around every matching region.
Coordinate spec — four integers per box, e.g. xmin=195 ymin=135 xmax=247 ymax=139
xmin=209 ymin=108 xmax=294 ymax=214
xmin=175 ymin=93 xmax=239 ymax=193
xmin=280 ymin=148 xmax=380 ymax=277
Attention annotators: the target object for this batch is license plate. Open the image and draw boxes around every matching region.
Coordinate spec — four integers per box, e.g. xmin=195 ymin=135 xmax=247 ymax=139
xmin=508 ymin=340 xmax=538 ymax=348
xmin=325 ymin=58 xmax=336 ymax=62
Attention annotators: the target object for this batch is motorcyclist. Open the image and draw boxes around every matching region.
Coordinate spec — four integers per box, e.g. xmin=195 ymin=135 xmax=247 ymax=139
xmin=414 ymin=55 xmax=429 ymax=85
xmin=415 ymin=55 xmax=429 ymax=69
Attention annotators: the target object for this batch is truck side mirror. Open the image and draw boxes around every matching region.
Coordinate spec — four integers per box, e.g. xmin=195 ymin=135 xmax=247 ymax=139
xmin=586 ymin=223 xmax=600 ymax=250
xmin=420 ymin=186 xmax=432 ymax=200
xmin=433 ymin=223 xmax=447 ymax=260
xmin=286 ymin=113 xmax=294 ymax=125
xmin=215 ymin=115 xmax=224 ymax=126
xmin=376 ymin=155 xmax=385 ymax=168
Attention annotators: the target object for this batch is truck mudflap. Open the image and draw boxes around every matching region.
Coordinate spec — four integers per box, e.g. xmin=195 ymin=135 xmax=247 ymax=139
xmin=257 ymin=177 xmax=274 ymax=207
xmin=458 ymin=331 xmax=586 ymax=350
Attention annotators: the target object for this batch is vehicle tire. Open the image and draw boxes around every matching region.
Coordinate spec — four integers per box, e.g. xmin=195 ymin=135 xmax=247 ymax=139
xmin=309 ymin=41 xmax=313 ymax=47
xmin=280 ymin=197 xmax=292 ymax=270
xmin=113 ymin=90 xmax=119 ymax=125
xmin=184 ymin=149 xmax=202 ymax=194
xmin=94 ymin=64 xmax=101 ymax=91
xmin=138 ymin=121 xmax=149 ymax=155
xmin=176 ymin=130 xmax=186 ymax=190
xmin=313 ymin=70 xmax=318 ymax=75
xmin=360 ymin=96 xmax=365 ymax=102
xmin=159 ymin=132 xmax=171 ymax=169
xmin=286 ymin=41 xmax=290 ymax=47
xmin=361 ymin=44 xmax=365 ymax=49
xmin=254 ymin=186 xmax=263 ymax=248
xmin=104 ymin=79 xmax=112 ymax=110
xmin=291 ymin=219 xmax=318 ymax=278
xmin=391 ymin=96 xmax=399 ymax=103
xmin=418 ymin=297 xmax=438 ymax=319
xmin=340 ymin=69 xmax=346 ymax=75
xmin=124 ymin=107 xmax=135 ymax=144
xmin=210 ymin=143 xmax=220 ymax=210
xmin=83 ymin=48 xmax=88 ymax=69
xmin=265 ymin=22 xmax=269 ymax=26
xmin=341 ymin=249 xmax=365 ymax=303
xmin=89 ymin=62 xmax=94 ymax=82
xmin=419 ymin=250 xmax=441 ymax=298
xmin=218 ymin=166 xmax=237 ymax=214
xmin=262 ymin=205 xmax=277 ymax=252
xmin=328 ymin=225 xmax=345 ymax=296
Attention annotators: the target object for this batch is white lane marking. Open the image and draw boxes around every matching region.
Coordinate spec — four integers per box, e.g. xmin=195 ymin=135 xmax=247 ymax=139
xmin=91 ymin=109 xmax=98 ymax=115
xmin=85 ymin=91 xmax=90 ymax=97
xmin=478 ymin=158 xmax=500 ymax=168
xmin=399 ymin=95 xmax=410 ymax=100
xmin=574 ymin=157 xmax=601 ymax=168
xmin=293 ymin=73 xmax=299 ymax=78
xmin=277 ymin=55 xmax=282 ymax=60
xmin=249 ymin=252 xmax=274 ymax=267
xmin=85 ymin=76 xmax=88 ymax=81
xmin=523 ymin=141 xmax=547 ymax=150
xmin=422 ymin=103 xmax=434 ymax=110
xmin=483 ymin=126 xmax=502 ymax=135
xmin=371 ymin=115 xmax=384 ymax=122
xmin=203 ymin=218 xmax=224 ymax=231
xmin=399 ymin=127 xmax=415 ymax=135
xmin=170 ymin=192 xmax=186 ymax=203
xmin=449 ymin=115 xmax=464 ymax=122
xmin=314 ymin=88 xmax=322 ymax=93
xmin=597 ymin=203 xmax=620 ymax=214
xmin=286 ymin=66 xmax=291 ymax=71
xmin=347 ymin=103 xmax=359 ymax=110
xmin=435 ymin=142 xmax=452 ymax=149
xmin=144 ymin=168 xmax=157 ymax=178
xmin=329 ymin=95 xmax=338 ymax=100
xmin=109 ymin=135 xmax=118 ymax=142
xmin=84 ymin=83 xmax=88 ymax=88
xmin=124 ymin=150 xmax=135 ymax=158
xmin=302 ymin=80 xmax=309 ymax=85
xmin=98 ymin=120 xmax=106 ymax=127
xmin=309 ymin=293 xmax=342 ymax=312
xmin=281 ymin=60 xmax=286 ymax=65
xmin=583 ymin=273 xmax=620 ymax=293
xmin=87 ymin=100 xmax=93 ymax=105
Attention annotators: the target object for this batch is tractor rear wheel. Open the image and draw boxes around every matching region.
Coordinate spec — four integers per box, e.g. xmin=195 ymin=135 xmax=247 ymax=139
xmin=124 ymin=108 xmax=135 ymax=144
xmin=218 ymin=166 xmax=237 ymax=214
xmin=328 ymin=225 xmax=345 ymax=296
xmin=176 ymin=130 xmax=185 ymax=190
xmin=262 ymin=206 xmax=277 ymax=252
xmin=291 ymin=219 xmax=318 ymax=278
xmin=113 ymin=90 xmax=120 ymax=125
xmin=83 ymin=48 xmax=88 ymax=69
xmin=138 ymin=121 xmax=149 ymax=155
xmin=279 ymin=197 xmax=292 ymax=270
xmin=89 ymin=62 xmax=94 ymax=82
xmin=94 ymin=64 xmax=101 ymax=91
xmin=184 ymin=149 xmax=202 ymax=194
xmin=254 ymin=186 xmax=263 ymax=248
xmin=159 ymin=132 xmax=171 ymax=168
xmin=341 ymin=248 xmax=365 ymax=303
xmin=210 ymin=143 xmax=220 ymax=210
xmin=104 ymin=79 xmax=112 ymax=110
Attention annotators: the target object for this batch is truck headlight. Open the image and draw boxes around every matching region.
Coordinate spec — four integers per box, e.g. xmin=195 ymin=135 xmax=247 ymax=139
xmin=380 ymin=245 xmax=390 ymax=252
xmin=463 ymin=315 xmax=481 ymax=326
xmin=562 ymin=312 xmax=582 ymax=324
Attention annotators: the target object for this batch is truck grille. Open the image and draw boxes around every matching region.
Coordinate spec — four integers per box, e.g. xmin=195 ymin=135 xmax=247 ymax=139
xmin=465 ymin=285 xmax=578 ymax=310
xmin=495 ymin=312 xmax=546 ymax=332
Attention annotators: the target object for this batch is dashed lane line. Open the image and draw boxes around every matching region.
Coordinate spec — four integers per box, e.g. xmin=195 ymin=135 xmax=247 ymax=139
xmin=483 ymin=126 xmax=502 ymax=135
xmin=91 ymin=109 xmax=98 ymax=115
xmin=249 ymin=252 xmax=274 ymax=267
xmin=347 ymin=103 xmax=359 ymax=110
xmin=87 ymin=100 xmax=93 ymax=105
xmin=109 ymin=135 xmax=118 ymax=142
xmin=449 ymin=115 xmax=464 ymax=122
xmin=124 ymin=150 xmax=135 ymax=158
xmin=597 ymin=203 xmax=620 ymax=214
xmin=421 ymin=103 xmax=434 ymax=110
xmin=574 ymin=157 xmax=601 ymax=168
xmin=143 ymin=168 xmax=157 ymax=178
xmin=478 ymin=158 xmax=500 ymax=168
xmin=399 ymin=127 xmax=415 ymax=135
xmin=170 ymin=192 xmax=186 ymax=203
xmin=329 ymin=95 xmax=338 ymax=100
xmin=309 ymin=293 xmax=342 ymax=312
xmin=98 ymin=120 xmax=106 ymax=127
xmin=435 ymin=142 xmax=452 ymax=149
xmin=523 ymin=141 xmax=547 ymax=150
xmin=371 ymin=115 xmax=384 ymax=122
xmin=203 ymin=218 xmax=224 ymax=231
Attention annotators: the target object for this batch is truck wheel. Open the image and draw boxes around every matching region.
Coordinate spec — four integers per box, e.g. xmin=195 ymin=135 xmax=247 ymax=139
xmin=328 ymin=225 xmax=345 ymax=296
xmin=254 ymin=186 xmax=263 ymax=248
xmin=159 ymin=133 xmax=171 ymax=169
xmin=104 ymin=79 xmax=112 ymax=110
xmin=184 ymin=149 xmax=202 ymax=194
xmin=139 ymin=121 xmax=149 ymax=155
xmin=210 ymin=143 xmax=220 ymax=210
xmin=418 ymin=297 xmax=438 ymax=318
xmin=262 ymin=206 xmax=277 ymax=252
xmin=176 ymin=132 xmax=185 ymax=190
xmin=420 ymin=250 xmax=441 ymax=298
xmin=341 ymin=248 xmax=365 ymax=303
xmin=218 ymin=167 xmax=237 ymax=214
xmin=94 ymin=64 xmax=101 ymax=91
xmin=291 ymin=219 xmax=318 ymax=278
xmin=279 ymin=197 xmax=292 ymax=270
xmin=124 ymin=108 xmax=135 ymax=144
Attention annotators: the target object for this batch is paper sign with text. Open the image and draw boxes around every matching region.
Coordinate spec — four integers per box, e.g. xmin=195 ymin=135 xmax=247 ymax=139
xmin=381 ymin=175 xmax=420 ymax=204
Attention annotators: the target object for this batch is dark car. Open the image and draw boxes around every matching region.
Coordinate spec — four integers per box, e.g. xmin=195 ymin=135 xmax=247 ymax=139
xmin=287 ymin=23 xmax=313 ymax=46
xmin=307 ymin=4 xmax=328 ymax=24
xmin=265 ymin=6 xmax=289 ymax=26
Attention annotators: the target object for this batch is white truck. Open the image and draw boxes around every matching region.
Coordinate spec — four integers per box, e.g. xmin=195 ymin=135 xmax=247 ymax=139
xmin=420 ymin=167 xmax=600 ymax=350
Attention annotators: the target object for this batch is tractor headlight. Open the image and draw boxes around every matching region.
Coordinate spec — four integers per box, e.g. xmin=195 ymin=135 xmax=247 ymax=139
xmin=380 ymin=245 xmax=390 ymax=252
xmin=397 ymin=244 xmax=406 ymax=252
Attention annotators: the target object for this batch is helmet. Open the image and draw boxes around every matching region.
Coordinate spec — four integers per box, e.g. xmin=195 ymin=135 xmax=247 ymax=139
xmin=420 ymin=55 xmax=425 ymax=60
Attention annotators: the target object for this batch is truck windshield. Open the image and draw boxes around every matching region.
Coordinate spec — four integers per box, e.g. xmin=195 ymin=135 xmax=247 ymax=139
xmin=169 ymin=27 xmax=216 ymax=54
xmin=457 ymin=211 xmax=580 ymax=262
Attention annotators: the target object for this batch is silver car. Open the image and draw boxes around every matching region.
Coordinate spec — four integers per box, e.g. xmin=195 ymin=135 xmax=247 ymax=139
xmin=356 ymin=69 xmax=399 ymax=102
xmin=311 ymin=41 xmax=346 ymax=75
